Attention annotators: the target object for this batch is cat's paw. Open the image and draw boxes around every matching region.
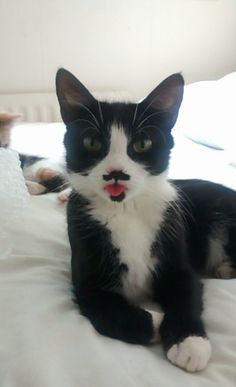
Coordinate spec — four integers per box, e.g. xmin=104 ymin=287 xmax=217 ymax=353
xmin=146 ymin=310 xmax=164 ymax=343
xmin=36 ymin=167 xmax=60 ymax=181
xmin=25 ymin=181 xmax=46 ymax=195
xmin=57 ymin=187 xmax=72 ymax=203
xmin=167 ymin=336 xmax=212 ymax=372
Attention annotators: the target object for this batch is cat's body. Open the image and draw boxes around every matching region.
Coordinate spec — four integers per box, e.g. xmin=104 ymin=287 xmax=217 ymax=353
xmin=56 ymin=69 xmax=236 ymax=372
xmin=173 ymin=179 xmax=236 ymax=279
xmin=0 ymin=112 xmax=68 ymax=195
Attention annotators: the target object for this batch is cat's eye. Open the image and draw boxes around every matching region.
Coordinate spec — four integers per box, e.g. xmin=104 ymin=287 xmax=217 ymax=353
xmin=83 ymin=136 xmax=102 ymax=151
xmin=133 ymin=138 xmax=152 ymax=153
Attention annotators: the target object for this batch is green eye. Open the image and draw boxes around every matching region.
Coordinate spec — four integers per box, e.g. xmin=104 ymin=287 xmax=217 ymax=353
xmin=83 ymin=136 xmax=102 ymax=151
xmin=133 ymin=138 xmax=152 ymax=153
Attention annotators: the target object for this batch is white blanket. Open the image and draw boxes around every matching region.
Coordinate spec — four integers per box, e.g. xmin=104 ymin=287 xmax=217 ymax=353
xmin=1 ymin=191 xmax=236 ymax=387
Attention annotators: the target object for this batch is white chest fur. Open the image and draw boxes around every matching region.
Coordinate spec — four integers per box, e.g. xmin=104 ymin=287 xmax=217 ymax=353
xmin=90 ymin=180 xmax=177 ymax=303
xmin=107 ymin=207 xmax=158 ymax=303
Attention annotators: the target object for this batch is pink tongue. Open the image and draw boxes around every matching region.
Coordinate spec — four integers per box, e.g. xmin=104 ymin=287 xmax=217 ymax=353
xmin=104 ymin=184 xmax=126 ymax=197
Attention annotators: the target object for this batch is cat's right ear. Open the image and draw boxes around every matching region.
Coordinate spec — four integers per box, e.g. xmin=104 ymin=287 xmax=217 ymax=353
xmin=56 ymin=68 xmax=96 ymax=124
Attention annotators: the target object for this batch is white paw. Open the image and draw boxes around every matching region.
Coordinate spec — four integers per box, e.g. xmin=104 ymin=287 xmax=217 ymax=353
xmin=167 ymin=336 xmax=212 ymax=372
xmin=25 ymin=181 xmax=46 ymax=195
xmin=146 ymin=310 xmax=164 ymax=343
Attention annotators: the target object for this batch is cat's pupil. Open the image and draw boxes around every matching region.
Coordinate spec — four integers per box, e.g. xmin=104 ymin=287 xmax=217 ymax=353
xmin=133 ymin=137 xmax=152 ymax=153
xmin=83 ymin=136 xmax=102 ymax=151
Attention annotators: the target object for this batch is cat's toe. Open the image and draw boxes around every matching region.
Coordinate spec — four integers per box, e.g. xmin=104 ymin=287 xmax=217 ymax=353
xmin=58 ymin=188 xmax=72 ymax=203
xmin=36 ymin=167 xmax=60 ymax=181
xmin=167 ymin=336 xmax=212 ymax=372
xmin=25 ymin=181 xmax=46 ymax=195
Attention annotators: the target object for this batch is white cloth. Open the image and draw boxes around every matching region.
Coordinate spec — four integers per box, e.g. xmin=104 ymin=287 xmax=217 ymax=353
xmin=1 ymin=193 xmax=236 ymax=387
xmin=0 ymin=149 xmax=29 ymax=260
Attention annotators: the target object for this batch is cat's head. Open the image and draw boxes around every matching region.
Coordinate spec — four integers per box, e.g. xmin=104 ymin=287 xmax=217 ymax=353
xmin=56 ymin=69 xmax=184 ymax=203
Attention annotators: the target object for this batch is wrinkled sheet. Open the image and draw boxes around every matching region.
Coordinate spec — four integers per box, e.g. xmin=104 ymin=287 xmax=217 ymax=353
xmin=1 ymin=183 xmax=236 ymax=386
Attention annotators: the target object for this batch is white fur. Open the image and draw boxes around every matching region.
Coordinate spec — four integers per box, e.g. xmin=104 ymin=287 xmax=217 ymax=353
xmin=215 ymin=261 xmax=236 ymax=279
xmin=207 ymin=226 xmax=230 ymax=277
xmin=146 ymin=310 xmax=164 ymax=343
xmin=69 ymin=126 xmax=177 ymax=303
xmin=25 ymin=181 xmax=46 ymax=195
xmin=167 ymin=336 xmax=212 ymax=372
xmin=58 ymin=187 xmax=72 ymax=203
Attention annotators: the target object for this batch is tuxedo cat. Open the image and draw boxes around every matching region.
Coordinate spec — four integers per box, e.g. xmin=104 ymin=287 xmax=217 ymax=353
xmin=0 ymin=112 xmax=68 ymax=196
xmin=56 ymin=68 xmax=236 ymax=372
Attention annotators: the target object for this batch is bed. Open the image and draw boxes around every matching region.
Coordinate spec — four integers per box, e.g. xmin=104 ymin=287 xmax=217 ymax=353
xmin=1 ymin=75 xmax=236 ymax=386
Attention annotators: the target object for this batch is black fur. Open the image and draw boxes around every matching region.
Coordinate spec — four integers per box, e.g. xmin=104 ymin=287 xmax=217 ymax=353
xmin=38 ymin=174 xmax=68 ymax=193
xmin=173 ymin=179 xmax=236 ymax=274
xmin=19 ymin=154 xmax=44 ymax=168
xmin=68 ymin=193 xmax=154 ymax=344
xmin=56 ymin=69 xmax=236 ymax=360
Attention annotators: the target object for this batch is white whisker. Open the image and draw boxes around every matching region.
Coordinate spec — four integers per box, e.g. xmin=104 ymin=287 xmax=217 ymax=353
xmin=97 ymin=101 xmax=104 ymax=125
xmin=75 ymin=102 xmax=100 ymax=127
xmin=132 ymin=104 xmax=139 ymax=126
xmin=70 ymin=118 xmax=98 ymax=131
xmin=136 ymin=111 xmax=166 ymax=130
xmin=136 ymin=91 xmax=167 ymax=124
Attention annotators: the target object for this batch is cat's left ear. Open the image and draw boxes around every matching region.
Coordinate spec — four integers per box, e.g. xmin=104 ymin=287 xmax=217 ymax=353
xmin=56 ymin=68 xmax=97 ymax=124
xmin=139 ymin=73 xmax=184 ymax=129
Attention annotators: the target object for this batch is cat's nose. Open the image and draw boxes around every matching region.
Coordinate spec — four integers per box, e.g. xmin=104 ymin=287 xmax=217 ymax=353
xmin=103 ymin=170 xmax=130 ymax=182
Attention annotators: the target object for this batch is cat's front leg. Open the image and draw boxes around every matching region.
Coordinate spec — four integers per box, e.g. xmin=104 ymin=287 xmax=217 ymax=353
xmin=74 ymin=288 xmax=163 ymax=345
xmin=154 ymin=267 xmax=211 ymax=372
xmin=68 ymin=193 xmax=164 ymax=345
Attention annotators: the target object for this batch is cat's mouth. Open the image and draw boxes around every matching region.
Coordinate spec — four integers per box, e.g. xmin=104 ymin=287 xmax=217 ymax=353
xmin=104 ymin=183 xmax=127 ymax=202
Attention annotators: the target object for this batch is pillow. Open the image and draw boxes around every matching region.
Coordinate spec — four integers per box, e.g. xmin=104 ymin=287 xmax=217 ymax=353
xmin=174 ymin=72 xmax=236 ymax=151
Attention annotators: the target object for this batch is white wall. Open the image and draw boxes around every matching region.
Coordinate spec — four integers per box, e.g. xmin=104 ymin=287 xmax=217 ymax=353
xmin=1 ymin=0 xmax=236 ymax=98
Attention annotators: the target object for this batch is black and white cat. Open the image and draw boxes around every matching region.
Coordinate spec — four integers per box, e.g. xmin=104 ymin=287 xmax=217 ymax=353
xmin=56 ymin=68 xmax=236 ymax=372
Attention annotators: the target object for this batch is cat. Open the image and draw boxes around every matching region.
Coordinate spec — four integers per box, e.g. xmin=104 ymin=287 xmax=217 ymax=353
xmin=0 ymin=112 xmax=68 ymax=197
xmin=56 ymin=68 xmax=236 ymax=372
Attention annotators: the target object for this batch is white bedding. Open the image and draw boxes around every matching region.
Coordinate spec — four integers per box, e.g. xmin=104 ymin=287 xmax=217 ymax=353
xmin=2 ymin=194 xmax=236 ymax=387
xmin=1 ymin=77 xmax=236 ymax=386
xmin=169 ymin=130 xmax=236 ymax=191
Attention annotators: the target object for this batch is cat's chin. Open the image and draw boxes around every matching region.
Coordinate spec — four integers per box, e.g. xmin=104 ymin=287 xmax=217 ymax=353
xmin=109 ymin=192 xmax=126 ymax=202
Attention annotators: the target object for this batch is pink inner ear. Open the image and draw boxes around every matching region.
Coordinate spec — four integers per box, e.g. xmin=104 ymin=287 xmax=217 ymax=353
xmin=155 ymin=89 xmax=180 ymax=110
xmin=142 ymin=73 xmax=184 ymax=113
